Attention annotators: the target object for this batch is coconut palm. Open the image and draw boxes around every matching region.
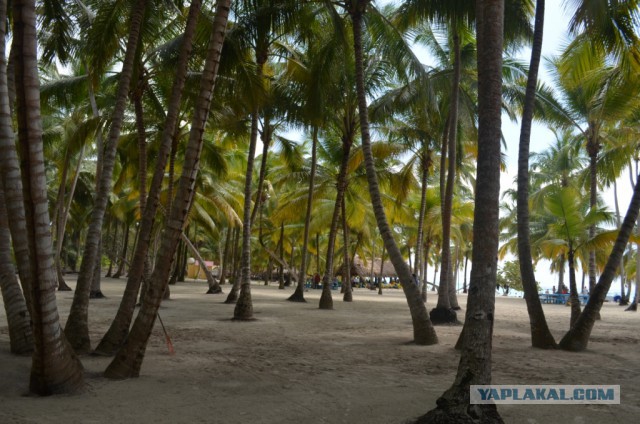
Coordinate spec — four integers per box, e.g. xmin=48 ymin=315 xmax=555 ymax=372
xmin=94 ymin=0 xmax=204 ymax=356
xmin=540 ymin=186 xmax=616 ymax=327
xmin=337 ymin=0 xmax=438 ymax=344
xmin=417 ymin=0 xmax=505 ymax=420
xmin=0 ymin=187 xmax=33 ymax=354
xmin=65 ymin=0 xmax=150 ymax=354
xmin=104 ymin=0 xmax=231 ymax=379
xmin=8 ymin=0 xmax=85 ymax=394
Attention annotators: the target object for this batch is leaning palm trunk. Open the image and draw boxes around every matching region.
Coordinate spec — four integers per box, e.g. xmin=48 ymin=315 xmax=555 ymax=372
xmin=65 ymin=0 xmax=149 ymax=354
xmin=0 ymin=188 xmax=33 ymax=354
xmin=417 ymin=1 xmax=504 ymax=421
xmin=350 ymin=4 xmax=437 ymax=345
xmin=180 ymin=232 xmax=222 ymax=294
xmin=559 ymin=174 xmax=640 ymax=351
xmin=104 ymin=0 xmax=230 ymax=379
xmin=93 ymin=0 xmax=203 ymax=356
xmin=515 ymin=0 xmax=557 ymax=349
xmin=11 ymin=0 xmax=85 ymax=394
xmin=289 ymin=127 xmax=319 ymax=302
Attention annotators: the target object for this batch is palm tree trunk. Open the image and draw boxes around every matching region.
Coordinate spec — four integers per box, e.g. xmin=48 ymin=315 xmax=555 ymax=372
xmin=180 ymin=232 xmax=221 ymax=294
xmin=224 ymin=226 xmax=242 ymax=304
xmin=278 ymin=223 xmax=285 ymax=289
xmin=350 ymin=4 xmax=436 ymax=345
xmin=514 ymin=0 xmax=556 ymax=349
xmin=0 ymin=187 xmax=33 ymax=354
xmin=233 ymin=109 xmax=259 ymax=320
xmin=342 ymin=198 xmax=353 ymax=302
xmin=104 ymin=0 xmax=231 ymax=378
xmin=559 ymin=173 xmax=640 ymax=351
xmin=0 ymin=1 xmax=34 ymax=314
xmin=567 ymin=249 xmax=582 ymax=327
xmin=93 ymin=0 xmax=203 ymax=356
xmin=112 ymin=222 xmax=130 ymax=278
xmin=65 ymin=0 xmax=149 ymax=354
xmin=418 ymin=1 xmax=505 ymax=420
xmin=289 ymin=127 xmax=318 ymax=302
xmin=433 ymin=30 xmax=461 ymax=324
xmin=612 ymin=179 xmax=628 ymax=304
xmin=415 ymin=150 xmax=430 ymax=298
xmin=318 ymin=147 xmax=351 ymax=309
xmin=11 ymin=0 xmax=85 ymax=393
xmin=220 ymin=227 xmax=231 ymax=285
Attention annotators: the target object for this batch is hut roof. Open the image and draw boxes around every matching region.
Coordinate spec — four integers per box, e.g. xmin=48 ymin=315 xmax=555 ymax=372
xmin=336 ymin=255 xmax=397 ymax=278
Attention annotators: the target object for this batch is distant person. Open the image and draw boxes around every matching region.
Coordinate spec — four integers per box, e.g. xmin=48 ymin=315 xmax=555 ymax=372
xmin=313 ymin=273 xmax=321 ymax=289
xmin=552 ymin=285 xmax=556 ymax=294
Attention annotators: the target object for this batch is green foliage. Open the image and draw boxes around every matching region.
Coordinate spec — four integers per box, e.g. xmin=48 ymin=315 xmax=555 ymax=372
xmin=496 ymin=259 xmax=539 ymax=292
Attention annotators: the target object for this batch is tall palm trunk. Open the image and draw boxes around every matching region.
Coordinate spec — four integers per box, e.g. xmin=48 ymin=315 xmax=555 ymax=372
xmin=11 ymin=0 xmax=85 ymax=394
xmin=0 ymin=0 xmax=34 ymax=314
xmin=104 ymin=0 xmax=230 ymax=378
xmin=567 ymin=249 xmax=581 ymax=327
xmin=559 ymin=173 xmax=640 ymax=351
xmin=612 ymin=179 xmax=628 ymax=304
xmin=415 ymin=150 xmax=430 ymax=300
xmin=418 ymin=1 xmax=504 ymax=420
xmin=342 ymin=197 xmax=353 ymax=301
xmin=233 ymin=110 xmax=259 ymax=319
xmin=433 ymin=31 xmax=461 ymax=324
xmin=350 ymin=2 xmax=436 ymax=345
xmin=515 ymin=0 xmax=556 ymax=348
xmin=586 ymin=132 xmax=600 ymax=295
xmin=94 ymin=0 xmax=203 ymax=356
xmin=224 ymin=226 xmax=242 ymax=304
xmin=289 ymin=127 xmax=318 ymax=302
xmin=0 ymin=187 xmax=33 ymax=354
xmin=318 ymin=143 xmax=352 ymax=310
xmin=55 ymin=143 xmax=85 ymax=291
xmin=65 ymin=0 xmax=149 ymax=354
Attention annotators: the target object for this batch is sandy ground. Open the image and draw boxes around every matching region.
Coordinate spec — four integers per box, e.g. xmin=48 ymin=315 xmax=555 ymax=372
xmin=0 ymin=276 xmax=638 ymax=424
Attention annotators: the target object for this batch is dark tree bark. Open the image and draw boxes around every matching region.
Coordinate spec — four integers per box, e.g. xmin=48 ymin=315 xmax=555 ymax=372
xmin=415 ymin=1 xmax=505 ymax=421
xmin=10 ymin=0 xmax=84 ymax=393
xmin=104 ymin=0 xmax=231 ymax=378
xmin=350 ymin=0 xmax=437 ymax=345
xmin=93 ymin=0 xmax=203 ymax=356
xmin=515 ymin=0 xmax=557 ymax=349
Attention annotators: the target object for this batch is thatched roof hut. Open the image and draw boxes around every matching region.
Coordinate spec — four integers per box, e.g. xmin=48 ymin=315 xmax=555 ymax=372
xmin=336 ymin=255 xmax=397 ymax=278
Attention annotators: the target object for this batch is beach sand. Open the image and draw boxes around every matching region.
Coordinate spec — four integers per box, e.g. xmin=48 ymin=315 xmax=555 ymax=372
xmin=1 ymin=277 xmax=638 ymax=423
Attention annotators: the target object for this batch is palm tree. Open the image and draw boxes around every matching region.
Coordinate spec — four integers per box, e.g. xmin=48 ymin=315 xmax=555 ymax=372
xmin=104 ymin=0 xmax=231 ymax=379
xmin=65 ymin=0 xmax=150 ymax=354
xmin=416 ymin=0 xmax=505 ymax=420
xmin=0 ymin=187 xmax=33 ymax=354
xmin=514 ymin=0 xmax=557 ymax=348
xmin=94 ymin=0 xmax=204 ymax=356
xmin=9 ymin=0 xmax=84 ymax=394
xmin=540 ymin=186 xmax=616 ymax=327
xmin=345 ymin=0 xmax=437 ymax=345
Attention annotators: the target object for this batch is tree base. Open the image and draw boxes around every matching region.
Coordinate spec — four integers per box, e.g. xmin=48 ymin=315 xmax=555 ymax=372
xmin=411 ymin=404 xmax=503 ymax=424
xmin=57 ymin=281 xmax=73 ymax=291
xmin=429 ymin=307 xmax=459 ymax=325
xmin=89 ymin=290 xmax=106 ymax=299
xmin=206 ymin=287 xmax=223 ymax=294
xmin=287 ymin=287 xmax=306 ymax=302
xmin=625 ymin=303 xmax=637 ymax=311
